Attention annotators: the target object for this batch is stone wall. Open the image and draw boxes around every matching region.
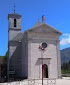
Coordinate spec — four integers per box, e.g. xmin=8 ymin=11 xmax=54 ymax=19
xmin=8 ymin=41 xmax=22 ymax=77
xmin=27 ymin=32 xmax=60 ymax=79
xmin=21 ymin=33 xmax=28 ymax=78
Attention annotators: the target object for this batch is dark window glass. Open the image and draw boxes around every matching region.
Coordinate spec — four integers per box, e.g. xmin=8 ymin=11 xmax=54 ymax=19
xmin=14 ymin=19 xmax=16 ymax=27
xmin=42 ymin=42 xmax=47 ymax=48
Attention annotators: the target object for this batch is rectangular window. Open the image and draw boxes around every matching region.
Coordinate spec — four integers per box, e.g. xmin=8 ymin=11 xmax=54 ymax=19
xmin=14 ymin=19 xmax=16 ymax=27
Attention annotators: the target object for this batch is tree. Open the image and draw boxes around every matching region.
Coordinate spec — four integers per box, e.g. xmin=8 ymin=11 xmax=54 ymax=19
xmin=1 ymin=51 xmax=8 ymax=77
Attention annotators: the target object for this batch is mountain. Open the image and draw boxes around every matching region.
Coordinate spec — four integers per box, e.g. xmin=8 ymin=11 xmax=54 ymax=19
xmin=60 ymin=47 xmax=70 ymax=64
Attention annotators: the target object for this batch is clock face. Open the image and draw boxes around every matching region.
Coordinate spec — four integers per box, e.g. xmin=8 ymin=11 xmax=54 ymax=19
xmin=42 ymin=42 xmax=47 ymax=48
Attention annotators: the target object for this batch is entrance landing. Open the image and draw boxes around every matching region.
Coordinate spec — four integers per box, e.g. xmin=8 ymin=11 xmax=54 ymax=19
xmin=0 ymin=78 xmax=70 ymax=85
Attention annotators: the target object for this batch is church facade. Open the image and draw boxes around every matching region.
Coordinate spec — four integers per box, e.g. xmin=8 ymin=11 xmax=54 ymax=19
xmin=8 ymin=12 xmax=62 ymax=79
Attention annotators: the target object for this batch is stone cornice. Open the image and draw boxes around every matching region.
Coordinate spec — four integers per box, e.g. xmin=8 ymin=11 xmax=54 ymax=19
xmin=8 ymin=28 xmax=21 ymax=31
xmin=28 ymin=31 xmax=61 ymax=36
xmin=28 ymin=38 xmax=59 ymax=42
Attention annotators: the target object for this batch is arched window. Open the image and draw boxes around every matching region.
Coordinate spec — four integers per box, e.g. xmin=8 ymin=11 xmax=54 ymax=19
xmin=14 ymin=19 xmax=16 ymax=27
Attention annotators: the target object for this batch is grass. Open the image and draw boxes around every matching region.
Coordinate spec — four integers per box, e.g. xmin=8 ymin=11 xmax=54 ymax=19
xmin=61 ymin=70 xmax=70 ymax=74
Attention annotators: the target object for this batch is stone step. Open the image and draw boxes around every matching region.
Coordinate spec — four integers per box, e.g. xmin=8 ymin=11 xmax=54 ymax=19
xmin=0 ymin=78 xmax=70 ymax=85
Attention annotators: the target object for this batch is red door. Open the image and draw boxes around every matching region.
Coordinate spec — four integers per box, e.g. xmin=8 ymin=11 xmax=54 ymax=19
xmin=42 ymin=64 xmax=48 ymax=78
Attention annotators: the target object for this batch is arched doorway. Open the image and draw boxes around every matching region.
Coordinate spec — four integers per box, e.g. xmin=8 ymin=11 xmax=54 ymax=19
xmin=43 ymin=64 xmax=48 ymax=78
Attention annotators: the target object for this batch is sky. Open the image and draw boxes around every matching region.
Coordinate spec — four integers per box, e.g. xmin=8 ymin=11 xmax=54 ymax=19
xmin=0 ymin=0 xmax=70 ymax=56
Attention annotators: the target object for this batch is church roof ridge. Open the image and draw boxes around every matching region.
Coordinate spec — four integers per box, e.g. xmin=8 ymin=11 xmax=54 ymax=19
xmin=26 ymin=23 xmax=62 ymax=35
xmin=32 ymin=19 xmax=43 ymax=28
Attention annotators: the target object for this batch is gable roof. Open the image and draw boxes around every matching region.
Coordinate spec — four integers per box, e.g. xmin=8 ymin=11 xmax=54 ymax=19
xmin=33 ymin=20 xmax=43 ymax=28
xmin=26 ymin=23 xmax=62 ymax=35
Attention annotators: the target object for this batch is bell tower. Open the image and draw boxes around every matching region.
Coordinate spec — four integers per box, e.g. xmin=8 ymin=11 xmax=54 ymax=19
xmin=8 ymin=13 xmax=22 ymax=41
xmin=8 ymin=12 xmax=22 ymax=78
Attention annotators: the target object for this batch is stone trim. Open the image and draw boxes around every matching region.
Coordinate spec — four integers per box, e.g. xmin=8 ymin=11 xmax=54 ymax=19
xmin=8 ymin=28 xmax=21 ymax=31
xmin=28 ymin=38 xmax=59 ymax=42
xmin=28 ymin=31 xmax=61 ymax=36
xmin=56 ymin=39 xmax=61 ymax=78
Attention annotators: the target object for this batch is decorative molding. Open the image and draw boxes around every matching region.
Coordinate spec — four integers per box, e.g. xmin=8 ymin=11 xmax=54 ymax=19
xmin=28 ymin=38 xmax=58 ymax=42
xmin=38 ymin=58 xmax=51 ymax=65
xmin=28 ymin=31 xmax=61 ymax=36
xmin=8 ymin=28 xmax=21 ymax=31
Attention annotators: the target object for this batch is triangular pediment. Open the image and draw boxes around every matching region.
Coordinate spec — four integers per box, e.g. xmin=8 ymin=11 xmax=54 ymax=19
xmin=32 ymin=20 xmax=42 ymax=28
xmin=27 ymin=23 xmax=62 ymax=35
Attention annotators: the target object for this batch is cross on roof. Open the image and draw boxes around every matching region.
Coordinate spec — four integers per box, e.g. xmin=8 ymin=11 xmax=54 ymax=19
xmin=14 ymin=4 xmax=16 ymax=13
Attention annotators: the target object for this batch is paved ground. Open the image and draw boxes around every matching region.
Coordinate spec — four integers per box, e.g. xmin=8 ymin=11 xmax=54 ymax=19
xmin=0 ymin=77 xmax=70 ymax=85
